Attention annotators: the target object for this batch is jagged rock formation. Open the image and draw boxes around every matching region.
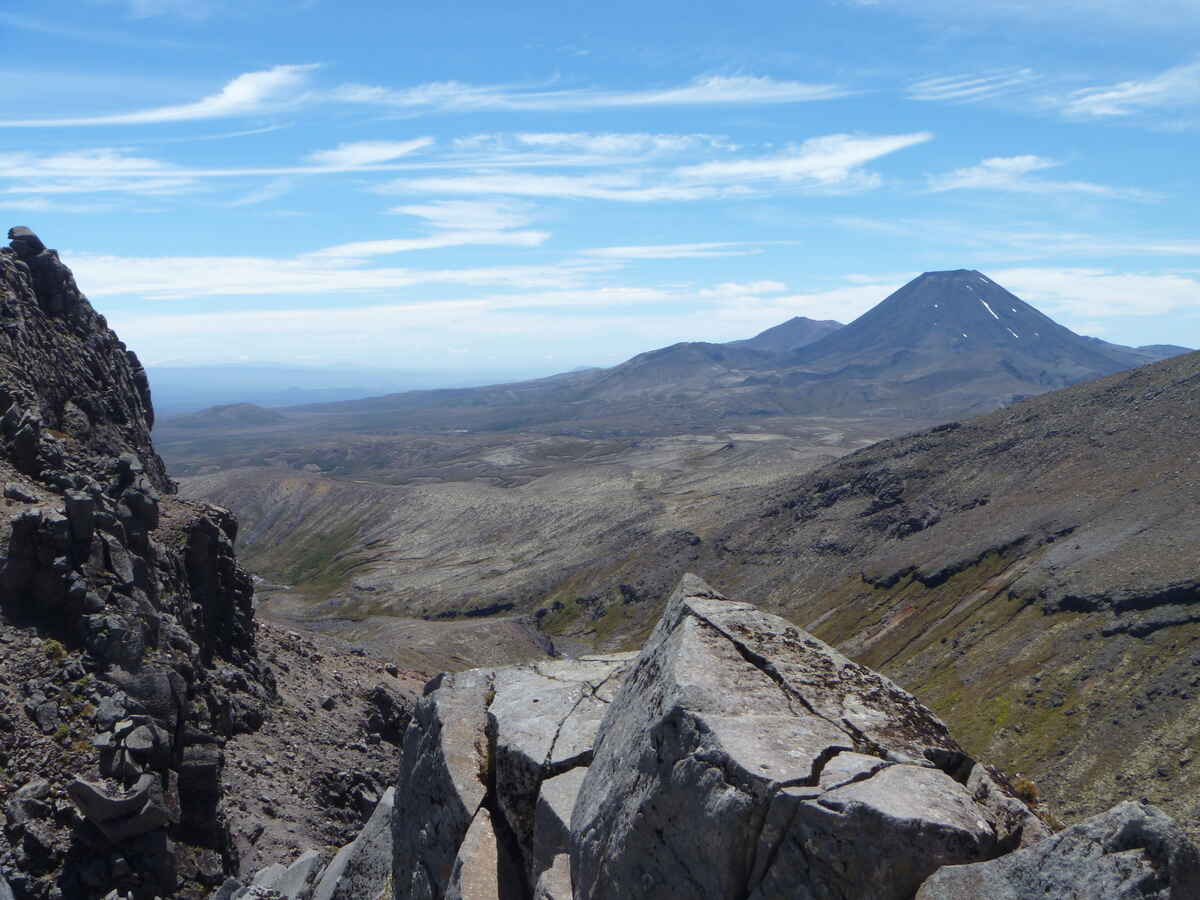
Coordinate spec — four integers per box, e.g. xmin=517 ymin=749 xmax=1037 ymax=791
xmin=229 ymin=574 xmax=1200 ymax=898
xmin=0 ymin=229 xmax=275 ymax=899
xmin=386 ymin=576 xmax=1048 ymax=899
xmin=569 ymin=575 xmax=1049 ymax=900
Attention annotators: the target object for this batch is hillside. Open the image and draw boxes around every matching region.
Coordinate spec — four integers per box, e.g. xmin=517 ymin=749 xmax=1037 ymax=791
xmin=527 ymin=349 xmax=1200 ymax=836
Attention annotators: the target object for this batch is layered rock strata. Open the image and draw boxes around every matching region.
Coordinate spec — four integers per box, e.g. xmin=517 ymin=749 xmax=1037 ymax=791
xmin=0 ymin=229 xmax=274 ymax=899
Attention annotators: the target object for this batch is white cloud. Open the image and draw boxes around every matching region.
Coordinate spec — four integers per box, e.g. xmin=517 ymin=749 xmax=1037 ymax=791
xmin=907 ymin=69 xmax=1039 ymax=103
xmin=65 ymin=252 xmax=591 ymax=300
xmin=452 ymin=132 xmax=734 ymax=159
xmin=303 ymin=230 xmax=550 ymax=260
xmin=389 ymin=200 xmax=536 ymax=231
xmin=228 ymin=177 xmax=293 ymax=207
xmin=582 ymin=243 xmax=763 ymax=260
xmin=333 ymin=74 xmax=849 ymax=113
xmin=306 ymin=138 xmax=435 ymax=167
xmin=928 ymin=155 xmax=1154 ymax=200
xmin=1059 ymin=58 xmax=1200 ymax=118
xmin=377 ymin=132 xmax=931 ymax=204
xmin=834 ymin=216 xmax=1200 ymax=264
xmin=0 ymin=64 xmax=318 ymax=127
xmin=378 ymin=171 xmax=720 ymax=203
xmin=992 ymin=267 xmax=1200 ymax=318
xmin=675 ymin=132 xmax=933 ymax=189
xmin=698 ymin=281 xmax=788 ymax=297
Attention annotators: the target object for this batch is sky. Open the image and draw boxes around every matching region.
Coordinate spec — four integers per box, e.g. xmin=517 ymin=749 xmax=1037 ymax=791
xmin=3 ymin=0 xmax=1199 ymax=378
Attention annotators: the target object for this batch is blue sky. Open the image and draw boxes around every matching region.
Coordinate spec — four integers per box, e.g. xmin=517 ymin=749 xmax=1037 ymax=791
xmin=3 ymin=0 xmax=1199 ymax=376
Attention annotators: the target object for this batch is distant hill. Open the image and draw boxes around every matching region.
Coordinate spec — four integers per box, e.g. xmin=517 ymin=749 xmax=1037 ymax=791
xmin=726 ymin=315 xmax=842 ymax=353
xmin=270 ymin=269 xmax=1189 ymax=431
xmin=164 ymin=402 xmax=288 ymax=429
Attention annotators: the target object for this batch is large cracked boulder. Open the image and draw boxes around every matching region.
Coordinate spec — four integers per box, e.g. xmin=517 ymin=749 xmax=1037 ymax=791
xmin=568 ymin=574 xmax=1049 ymax=900
xmin=916 ymin=800 xmax=1200 ymax=899
xmin=390 ymin=655 xmax=634 ymax=899
xmin=306 ymin=575 xmax=1200 ymax=899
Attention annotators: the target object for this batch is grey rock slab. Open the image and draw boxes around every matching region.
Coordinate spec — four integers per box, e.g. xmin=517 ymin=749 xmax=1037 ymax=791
xmin=570 ymin=574 xmax=1024 ymax=900
xmin=532 ymin=767 xmax=589 ymax=900
xmin=312 ymin=788 xmax=393 ymax=900
xmin=392 ymin=669 xmax=493 ymax=900
xmin=916 ymin=800 xmax=1200 ymax=900
xmin=489 ymin=664 xmax=592 ymax=870
xmin=444 ymin=806 xmax=524 ymax=900
xmin=964 ymin=762 xmax=1051 ymax=850
xmin=0 ymin=876 xmax=14 ymax=900
xmin=252 ymin=849 xmax=325 ymax=900
xmin=748 ymin=764 xmax=998 ymax=900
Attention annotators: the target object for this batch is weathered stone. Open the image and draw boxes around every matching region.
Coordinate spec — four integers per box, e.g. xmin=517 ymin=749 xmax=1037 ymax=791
xmin=569 ymin=574 xmax=1031 ymax=900
xmin=0 ymin=874 xmax=14 ymax=900
xmin=3 ymin=482 xmax=36 ymax=502
xmin=4 ymin=779 xmax=51 ymax=831
xmin=245 ymin=849 xmax=325 ymax=900
xmin=67 ymin=773 xmax=180 ymax=843
xmin=531 ymin=767 xmax=588 ymax=900
xmin=444 ymin=806 xmax=524 ymax=900
xmin=916 ymin=800 xmax=1200 ymax=899
xmin=391 ymin=668 xmax=493 ymax=900
xmin=488 ymin=663 xmax=600 ymax=871
xmin=7 ymin=226 xmax=44 ymax=258
xmin=311 ymin=788 xmax=393 ymax=900
xmin=364 ymin=684 xmax=411 ymax=744
xmin=64 ymin=490 xmax=95 ymax=544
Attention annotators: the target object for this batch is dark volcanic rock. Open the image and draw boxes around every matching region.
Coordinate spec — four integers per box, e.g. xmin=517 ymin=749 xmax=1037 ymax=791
xmin=0 ymin=229 xmax=274 ymax=898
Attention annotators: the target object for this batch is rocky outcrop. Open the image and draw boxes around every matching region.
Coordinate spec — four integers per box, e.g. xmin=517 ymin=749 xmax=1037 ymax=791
xmin=218 ymin=573 xmax=1200 ymax=898
xmin=569 ymin=574 xmax=1048 ymax=900
xmin=916 ymin=801 xmax=1200 ymax=899
xmin=0 ymin=227 xmax=165 ymax=489
xmin=389 ymin=655 xmax=634 ymax=899
xmin=0 ymin=229 xmax=274 ymax=899
xmin=378 ymin=575 xmax=1047 ymax=899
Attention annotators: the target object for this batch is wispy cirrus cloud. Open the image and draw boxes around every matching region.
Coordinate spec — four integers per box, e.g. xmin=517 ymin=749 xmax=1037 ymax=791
xmin=833 ymin=215 xmax=1200 ymax=262
xmin=907 ymin=68 xmax=1039 ymax=104
xmin=334 ymin=74 xmax=851 ymax=113
xmin=928 ymin=155 xmax=1155 ymax=200
xmin=387 ymin=199 xmax=538 ymax=231
xmin=675 ymin=132 xmax=933 ymax=190
xmin=66 ymin=252 xmax=591 ymax=300
xmin=0 ymin=64 xmax=318 ymax=127
xmin=303 ymin=230 xmax=550 ymax=261
xmin=581 ymin=243 xmax=762 ymax=260
xmin=1058 ymin=58 xmax=1200 ymax=118
xmin=377 ymin=171 xmax=721 ymax=203
xmin=305 ymin=138 xmax=435 ymax=167
xmin=452 ymin=132 xmax=735 ymax=159
xmin=379 ymin=131 xmax=932 ymax=203
xmin=228 ymin=178 xmax=294 ymax=207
